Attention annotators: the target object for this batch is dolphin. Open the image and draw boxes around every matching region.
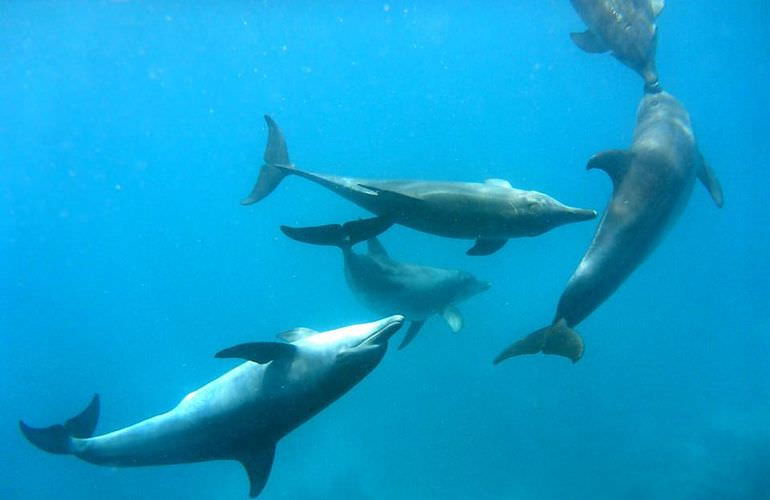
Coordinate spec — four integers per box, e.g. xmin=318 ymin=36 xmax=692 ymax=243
xmin=19 ymin=315 xmax=405 ymax=498
xmin=281 ymin=221 xmax=491 ymax=349
xmin=242 ymin=116 xmax=597 ymax=256
xmin=494 ymin=91 xmax=723 ymax=364
xmin=569 ymin=0 xmax=665 ymax=93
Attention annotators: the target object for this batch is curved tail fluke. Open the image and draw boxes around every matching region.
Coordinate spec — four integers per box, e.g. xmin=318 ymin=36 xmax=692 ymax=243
xmin=494 ymin=320 xmax=584 ymax=364
xmin=281 ymin=216 xmax=393 ymax=248
xmin=19 ymin=394 xmax=100 ymax=455
xmin=241 ymin=115 xmax=295 ymax=206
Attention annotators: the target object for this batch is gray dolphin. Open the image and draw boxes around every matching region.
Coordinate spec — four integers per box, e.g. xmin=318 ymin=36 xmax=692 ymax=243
xmin=569 ymin=0 xmax=665 ymax=92
xmin=281 ymin=221 xmax=490 ymax=349
xmin=242 ymin=116 xmax=597 ymax=256
xmin=495 ymin=91 xmax=723 ymax=364
xmin=19 ymin=315 xmax=405 ymax=497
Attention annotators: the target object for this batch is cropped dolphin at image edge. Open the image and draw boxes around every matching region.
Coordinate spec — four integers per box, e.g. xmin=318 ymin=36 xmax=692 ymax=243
xmin=19 ymin=315 xmax=405 ymax=498
xmin=241 ymin=115 xmax=598 ymax=255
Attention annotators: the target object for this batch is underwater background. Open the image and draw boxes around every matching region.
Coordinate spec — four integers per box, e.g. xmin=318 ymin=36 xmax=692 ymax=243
xmin=2 ymin=1 xmax=769 ymax=499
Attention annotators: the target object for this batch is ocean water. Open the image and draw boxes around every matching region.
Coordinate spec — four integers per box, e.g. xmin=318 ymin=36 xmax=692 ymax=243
xmin=2 ymin=1 xmax=769 ymax=499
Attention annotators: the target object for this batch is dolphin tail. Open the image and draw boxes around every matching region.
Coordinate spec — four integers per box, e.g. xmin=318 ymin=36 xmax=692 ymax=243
xmin=19 ymin=394 xmax=100 ymax=454
xmin=493 ymin=320 xmax=584 ymax=364
xmin=241 ymin=115 xmax=295 ymax=206
xmin=280 ymin=217 xmax=393 ymax=248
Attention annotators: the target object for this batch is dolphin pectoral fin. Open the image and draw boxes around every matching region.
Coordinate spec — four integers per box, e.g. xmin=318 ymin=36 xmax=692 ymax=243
xmin=493 ymin=320 xmax=584 ymax=364
xmin=398 ymin=321 xmax=425 ymax=350
xmin=241 ymin=115 xmax=294 ymax=206
xmin=587 ymin=149 xmax=634 ymax=190
xmin=442 ymin=306 xmax=463 ymax=333
xmin=281 ymin=217 xmax=393 ymax=248
xmin=696 ymin=155 xmax=724 ymax=208
xmin=570 ymin=30 xmax=609 ymax=54
xmin=215 ymin=342 xmax=297 ymax=364
xmin=466 ymin=238 xmax=507 ymax=256
xmin=239 ymin=444 xmax=276 ymax=498
xmin=277 ymin=327 xmax=319 ymax=342
xmin=366 ymin=237 xmax=391 ymax=259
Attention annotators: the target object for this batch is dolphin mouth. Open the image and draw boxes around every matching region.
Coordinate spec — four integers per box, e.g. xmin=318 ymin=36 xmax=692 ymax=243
xmin=360 ymin=315 xmax=405 ymax=347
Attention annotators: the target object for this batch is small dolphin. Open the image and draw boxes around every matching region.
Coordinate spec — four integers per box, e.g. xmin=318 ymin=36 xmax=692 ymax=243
xmin=20 ymin=315 xmax=405 ymax=497
xmin=281 ymin=220 xmax=490 ymax=349
xmin=242 ymin=116 xmax=597 ymax=256
xmin=495 ymin=91 xmax=723 ymax=364
xmin=569 ymin=0 xmax=665 ymax=92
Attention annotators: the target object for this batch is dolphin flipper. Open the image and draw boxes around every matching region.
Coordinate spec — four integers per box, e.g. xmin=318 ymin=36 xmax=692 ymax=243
xmin=241 ymin=115 xmax=295 ymax=206
xmin=215 ymin=342 xmax=297 ymax=364
xmin=587 ymin=149 xmax=634 ymax=190
xmin=398 ymin=321 xmax=425 ymax=350
xmin=494 ymin=320 xmax=584 ymax=364
xmin=570 ymin=30 xmax=609 ymax=53
xmin=366 ymin=237 xmax=391 ymax=259
xmin=696 ymin=155 xmax=724 ymax=208
xmin=467 ymin=238 xmax=507 ymax=256
xmin=19 ymin=394 xmax=100 ymax=455
xmin=442 ymin=306 xmax=463 ymax=333
xmin=281 ymin=217 xmax=393 ymax=248
xmin=239 ymin=444 xmax=276 ymax=498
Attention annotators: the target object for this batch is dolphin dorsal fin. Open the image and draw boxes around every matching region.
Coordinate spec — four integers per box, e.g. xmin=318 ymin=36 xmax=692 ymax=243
xmin=277 ymin=327 xmax=318 ymax=342
xmin=239 ymin=444 xmax=276 ymax=498
xmin=650 ymin=0 xmax=664 ymax=17
xmin=215 ymin=342 xmax=297 ymax=363
xmin=587 ymin=150 xmax=634 ymax=190
xmin=366 ymin=237 xmax=390 ymax=259
xmin=484 ymin=178 xmax=513 ymax=189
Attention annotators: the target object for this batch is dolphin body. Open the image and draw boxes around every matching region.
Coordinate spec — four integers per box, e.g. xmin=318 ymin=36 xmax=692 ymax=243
xmin=569 ymin=0 xmax=665 ymax=93
xmin=20 ymin=316 xmax=405 ymax=497
xmin=282 ymin=222 xmax=490 ymax=349
xmin=495 ymin=91 xmax=723 ymax=364
xmin=242 ymin=116 xmax=597 ymax=256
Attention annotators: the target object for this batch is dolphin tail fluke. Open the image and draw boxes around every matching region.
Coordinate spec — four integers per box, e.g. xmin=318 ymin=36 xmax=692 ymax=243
xmin=19 ymin=394 xmax=100 ymax=454
xmin=280 ymin=217 xmax=393 ymax=248
xmin=241 ymin=115 xmax=295 ymax=206
xmin=494 ymin=320 xmax=583 ymax=364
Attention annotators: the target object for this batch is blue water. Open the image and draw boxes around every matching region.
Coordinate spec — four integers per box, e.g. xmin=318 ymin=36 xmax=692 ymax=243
xmin=2 ymin=2 xmax=769 ymax=499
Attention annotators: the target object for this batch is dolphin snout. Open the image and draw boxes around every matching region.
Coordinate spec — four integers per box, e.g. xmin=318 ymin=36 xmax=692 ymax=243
xmin=570 ymin=208 xmax=598 ymax=222
xmin=366 ymin=315 xmax=405 ymax=345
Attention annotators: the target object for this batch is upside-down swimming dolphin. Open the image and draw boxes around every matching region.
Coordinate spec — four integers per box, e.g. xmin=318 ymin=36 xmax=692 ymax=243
xmin=569 ymin=0 xmax=665 ymax=92
xmin=494 ymin=91 xmax=723 ymax=364
xmin=242 ymin=116 xmax=597 ymax=256
xmin=281 ymin=219 xmax=490 ymax=349
xmin=20 ymin=315 xmax=405 ymax=497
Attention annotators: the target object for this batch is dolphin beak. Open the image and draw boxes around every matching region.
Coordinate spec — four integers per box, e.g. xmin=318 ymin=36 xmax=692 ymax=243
xmin=362 ymin=315 xmax=405 ymax=346
xmin=569 ymin=207 xmax=598 ymax=222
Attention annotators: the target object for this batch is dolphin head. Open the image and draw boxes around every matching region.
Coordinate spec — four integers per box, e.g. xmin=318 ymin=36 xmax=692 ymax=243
xmin=453 ymin=272 xmax=492 ymax=302
xmin=297 ymin=315 xmax=405 ymax=386
xmin=510 ymin=191 xmax=597 ymax=235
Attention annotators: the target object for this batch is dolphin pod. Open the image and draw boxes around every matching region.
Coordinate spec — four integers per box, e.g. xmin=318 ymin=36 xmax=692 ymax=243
xmin=20 ymin=316 xmax=404 ymax=498
xmin=281 ymin=220 xmax=490 ymax=350
xmin=20 ymin=1 xmax=726 ymax=497
xmin=242 ymin=115 xmax=597 ymax=256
